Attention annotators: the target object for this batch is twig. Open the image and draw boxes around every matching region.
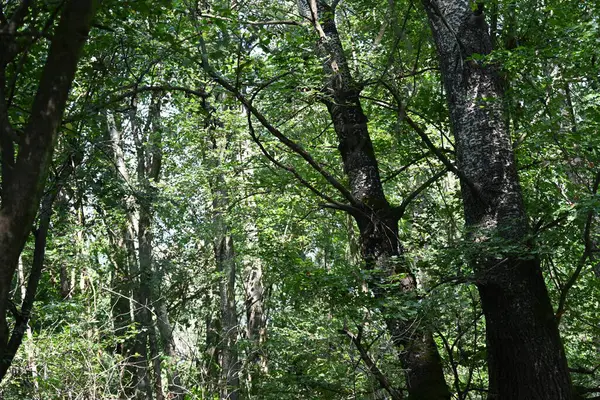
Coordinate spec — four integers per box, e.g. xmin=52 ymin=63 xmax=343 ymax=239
xmin=198 ymin=33 xmax=360 ymax=208
xmin=555 ymin=170 xmax=600 ymax=324
xmin=392 ymin=168 xmax=448 ymax=219
xmin=199 ymin=12 xmax=302 ymax=27
xmin=340 ymin=326 xmax=403 ymax=400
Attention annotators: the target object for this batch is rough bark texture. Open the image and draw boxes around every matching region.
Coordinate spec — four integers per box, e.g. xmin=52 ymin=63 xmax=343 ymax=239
xmin=0 ymin=0 xmax=99 ymax=381
xmin=422 ymin=1 xmax=572 ymax=399
xmin=304 ymin=2 xmax=450 ymax=398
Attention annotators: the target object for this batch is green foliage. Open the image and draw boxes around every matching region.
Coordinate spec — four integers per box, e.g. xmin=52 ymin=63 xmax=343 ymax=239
xmin=2 ymin=0 xmax=599 ymax=398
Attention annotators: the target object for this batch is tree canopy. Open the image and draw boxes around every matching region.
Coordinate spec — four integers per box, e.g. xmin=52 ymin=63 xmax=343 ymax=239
xmin=0 ymin=0 xmax=598 ymax=399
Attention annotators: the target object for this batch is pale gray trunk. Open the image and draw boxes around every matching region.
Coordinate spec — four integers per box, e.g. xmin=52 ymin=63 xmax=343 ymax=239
xmin=107 ymin=111 xmax=152 ymax=398
xmin=215 ymin=232 xmax=239 ymax=400
xmin=17 ymin=257 xmax=38 ymax=393
xmin=245 ymin=259 xmax=266 ymax=360
xmin=211 ymin=162 xmax=240 ymax=400
xmin=134 ymin=93 xmax=165 ymax=400
xmin=202 ymin=91 xmax=241 ymax=400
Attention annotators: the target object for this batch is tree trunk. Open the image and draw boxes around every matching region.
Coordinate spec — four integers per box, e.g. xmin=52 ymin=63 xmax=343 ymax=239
xmin=106 ymin=229 xmax=139 ymax=394
xmin=245 ymin=258 xmax=266 ymax=372
xmin=156 ymin=301 xmax=185 ymax=400
xmin=303 ymin=2 xmax=450 ymax=398
xmin=17 ymin=257 xmax=38 ymax=394
xmin=215 ymin=232 xmax=239 ymax=400
xmin=0 ymin=0 xmax=100 ymax=380
xmin=107 ymin=111 xmax=152 ymax=398
xmin=422 ymin=1 xmax=572 ymax=399
xmin=204 ymin=305 xmax=222 ymax=396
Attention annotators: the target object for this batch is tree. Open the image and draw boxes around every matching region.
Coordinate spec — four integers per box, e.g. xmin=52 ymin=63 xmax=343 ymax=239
xmin=300 ymin=1 xmax=450 ymax=398
xmin=0 ymin=1 xmax=599 ymax=398
xmin=421 ymin=1 xmax=572 ymax=398
xmin=0 ymin=0 xmax=101 ymax=380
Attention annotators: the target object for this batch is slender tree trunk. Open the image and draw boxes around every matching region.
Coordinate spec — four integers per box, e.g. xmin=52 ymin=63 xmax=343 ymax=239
xmin=245 ymin=258 xmax=266 ymax=371
xmin=215 ymin=232 xmax=239 ymax=400
xmin=240 ymin=139 xmax=268 ymax=392
xmin=138 ymin=208 xmax=161 ymax=400
xmin=107 ymin=111 xmax=153 ymax=399
xmin=148 ymin=316 xmax=165 ymax=400
xmin=107 ymin=230 xmax=138 ymax=394
xmin=204 ymin=304 xmax=222 ymax=396
xmin=133 ymin=92 xmax=165 ymax=400
xmin=17 ymin=257 xmax=38 ymax=394
xmin=422 ymin=1 xmax=572 ymax=399
xmin=211 ymin=154 xmax=240 ymax=400
xmin=156 ymin=301 xmax=185 ymax=399
xmin=302 ymin=2 xmax=450 ymax=398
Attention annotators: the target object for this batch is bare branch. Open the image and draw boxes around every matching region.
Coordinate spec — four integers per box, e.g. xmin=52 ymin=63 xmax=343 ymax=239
xmin=556 ymin=170 xmax=600 ymax=324
xmin=340 ymin=326 xmax=403 ymax=400
xmin=199 ymin=12 xmax=302 ymax=26
xmin=198 ymin=34 xmax=360 ymax=208
xmin=393 ymin=168 xmax=448 ymax=219
xmin=382 ymin=150 xmax=433 ymax=183
xmin=403 ymin=114 xmax=479 ymax=196
xmin=247 ymin=114 xmax=357 ymax=215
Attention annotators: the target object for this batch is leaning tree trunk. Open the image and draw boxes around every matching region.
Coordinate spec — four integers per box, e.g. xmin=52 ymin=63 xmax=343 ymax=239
xmin=422 ymin=1 xmax=572 ymax=399
xmin=0 ymin=0 xmax=100 ymax=381
xmin=302 ymin=2 xmax=450 ymax=398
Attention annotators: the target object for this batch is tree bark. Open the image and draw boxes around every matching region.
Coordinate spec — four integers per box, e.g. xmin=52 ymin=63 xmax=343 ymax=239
xmin=107 ymin=111 xmax=151 ymax=398
xmin=0 ymin=0 xmax=100 ymax=380
xmin=422 ymin=1 xmax=572 ymax=399
xmin=303 ymin=2 xmax=450 ymax=398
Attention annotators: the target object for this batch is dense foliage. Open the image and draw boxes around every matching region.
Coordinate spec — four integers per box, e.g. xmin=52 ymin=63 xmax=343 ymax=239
xmin=0 ymin=0 xmax=598 ymax=399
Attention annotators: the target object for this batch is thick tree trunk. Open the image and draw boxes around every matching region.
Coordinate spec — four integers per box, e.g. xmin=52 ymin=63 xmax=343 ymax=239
xmin=422 ymin=1 xmax=572 ymax=399
xmin=0 ymin=0 xmax=99 ymax=380
xmin=303 ymin=2 xmax=450 ymax=398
